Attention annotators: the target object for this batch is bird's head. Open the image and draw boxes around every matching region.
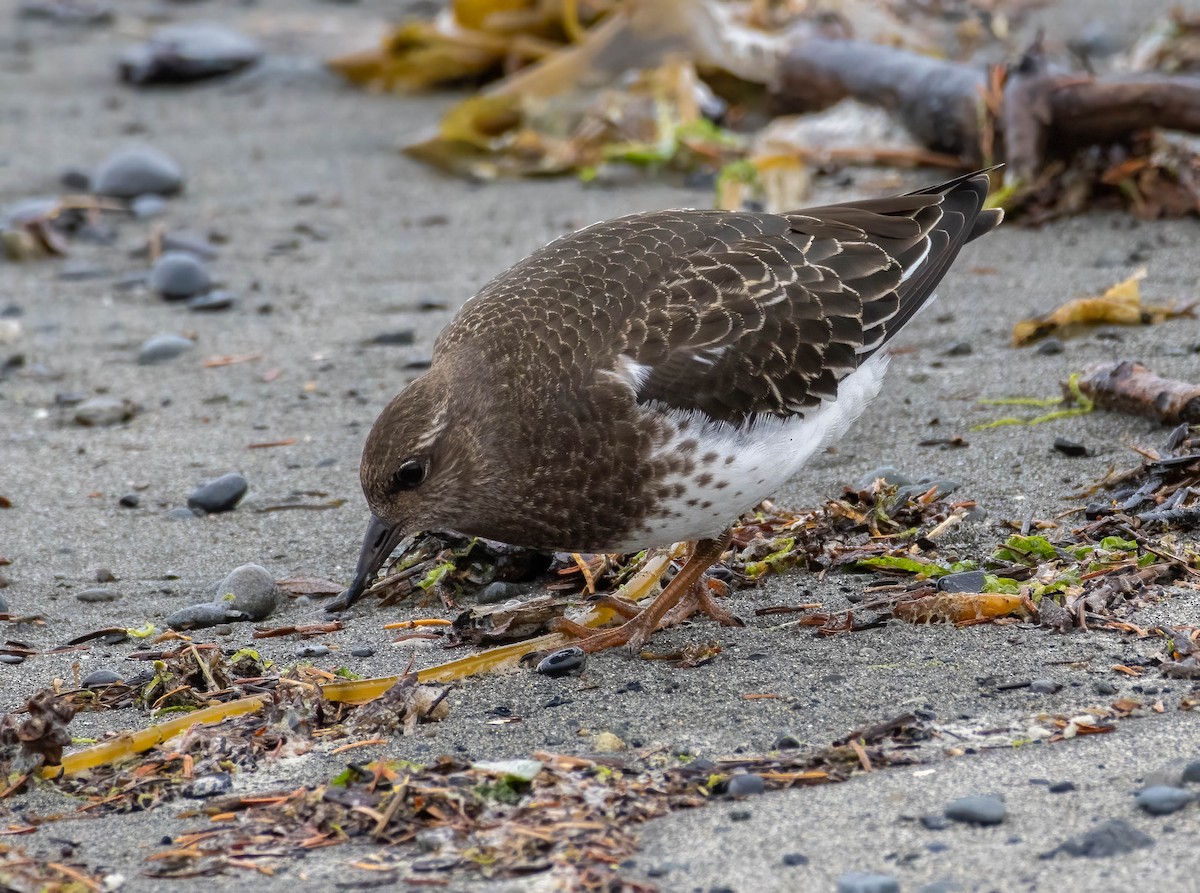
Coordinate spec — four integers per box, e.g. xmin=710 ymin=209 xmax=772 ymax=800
xmin=329 ymin=365 xmax=497 ymax=611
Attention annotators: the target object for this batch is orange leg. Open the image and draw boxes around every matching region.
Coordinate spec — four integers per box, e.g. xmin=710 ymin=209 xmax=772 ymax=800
xmin=552 ymin=531 xmax=734 ymax=654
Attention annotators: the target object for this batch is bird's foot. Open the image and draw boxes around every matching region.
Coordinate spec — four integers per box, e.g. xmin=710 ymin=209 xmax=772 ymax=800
xmin=661 ymin=578 xmax=743 ymax=629
xmin=551 ymin=608 xmax=663 ymax=655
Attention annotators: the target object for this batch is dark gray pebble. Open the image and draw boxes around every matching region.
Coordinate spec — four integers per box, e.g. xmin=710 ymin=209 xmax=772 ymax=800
xmin=945 ymin=795 xmax=1006 ymax=825
xmin=74 ymin=396 xmax=135 ymax=427
xmin=350 ymin=646 xmax=375 ymax=658
xmin=1136 ymin=786 xmax=1193 ymax=816
xmin=856 ymin=466 xmax=912 ymax=490
xmin=119 ymin=493 xmax=140 ymax=508
xmin=187 ymin=290 xmax=238 ymax=312
xmin=837 ymin=872 xmax=900 ymax=893
xmin=937 ymin=570 xmax=987 ymax=593
xmin=119 ymin=23 xmax=262 ymax=85
xmin=96 ymin=569 xmax=116 ymax=586
xmin=150 ymin=251 xmax=210 ymax=299
xmin=1029 ymin=678 xmax=1062 ymax=694
xmin=781 ymin=853 xmax=809 ymax=866
xmin=896 ymin=477 xmax=958 ymax=502
xmin=214 ymin=563 xmax=278 ymax=621
xmin=478 ymin=581 xmax=522 ymax=604
xmin=1048 ymin=781 xmax=1076 ymax=794
xmin=187 ymin=472 xmax=247 ymax=514
xmin=166 ymin=602 xmax=247 ymax=630
xmin=921 ymin=814 xmax=951 ymax=830
xmin=1053 ymin=437 xmax=1089 ymax=457
xmin=772 ymin=734 xmax=801 ymax=750
xmin=81 ymin=668 xmax=122 ymax=688
xmin=165 ymin=506 xmax=201 ymax=521
xmin=1094 ymin=680 xmax=1117 ymax=695
xmin=138 ymin=333 xmax=194 ymax=364
xmin=184 ymin=772 xmax=232 ymax=798
xmin=729 ymin=809 xmax=752 ymax=821
xmin=1183 ymin=762 xmax=1200 ymax=784
xmin=943 ymin=341 xmax=973 ymax=356
xmin=60 ymin=167 xmax=91 ymax=191
xmin=76 ymin=587 xmax=119 ymax=603
xmin=93 ymin=145 xmax=183 ymax=198
xmin=131 ymin=194 xmax=168 ymax=219
xmin=726 ymin=773 xmax=765 ymax=798
xmin=536 ymin=646 xmax=586 ymax=677
xmin=368 ymin=330 xmax=416 ymax=347
xmin=1036 ymin=337 xmax=1064 ymax=355
xmin=0 ymin=654 xmax=24 ymax=665
xmin=295 ymin=644 xmax=331 ymax=658
xmin=1044 ymin=818 xmax=1153 ymax=858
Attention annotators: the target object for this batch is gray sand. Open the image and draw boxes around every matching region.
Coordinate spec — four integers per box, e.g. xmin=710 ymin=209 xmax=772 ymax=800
xmin=2 ymin=1 xmax=1199 ymax=891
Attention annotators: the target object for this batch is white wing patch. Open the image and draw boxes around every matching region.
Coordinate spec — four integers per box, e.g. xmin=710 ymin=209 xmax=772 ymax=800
xmin=612 ymin=354 xmax=889 ymax=550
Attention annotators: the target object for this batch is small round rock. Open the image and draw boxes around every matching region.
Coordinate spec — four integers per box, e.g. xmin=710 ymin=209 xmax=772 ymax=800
xmin=150 ymin=251 xmax=211 ymax=300
xmin=77 ymin=587 xmax=119 ymax=603
xmin=837 ymin=872 xmax=900 ymax=893
xmin=92 ymin=145 xmax=184 ymax=198
xmin=187 ymin=290 xmax=238 ymax=312
xmin=296 ymin=644 xmax=331 ymax=658
xmin=187 ymin=472 xmax=248 ymax=514
xmin=81 ymin=668 xmax=123 ymax=688
xmin=214 ymin=563 xmax=278 ymax=621
xmin=478 ymin=581 xmax=522 ymax=604
xmin=536 ymin=646 xmax=586 ymax=677
xmin=74 ymin=396 xmax=134 ymax=427
xmin=119 ymin=493 xmax=140 ymax=508
xmin=166 ymin=603 xmax=245 ymax=630
xmin=726 ymin=773 xmax=765 ymax=798
xmin=1135 ymin=786 xmax=1193 ymax=816
xmin=138 ymin=333 xmax=194 ymax=365
xmin=1029 ymin=678 xmax=1062 ymax=694
xmin=945 ymin=795 xmax=1006 ymax=826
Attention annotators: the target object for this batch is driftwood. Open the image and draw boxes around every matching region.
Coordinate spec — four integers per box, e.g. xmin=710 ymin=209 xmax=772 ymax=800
xmin=770 ymin=38 xmax=1200 ymax=184
xmin=1078 ymin=360 xmax=1200 ymax=425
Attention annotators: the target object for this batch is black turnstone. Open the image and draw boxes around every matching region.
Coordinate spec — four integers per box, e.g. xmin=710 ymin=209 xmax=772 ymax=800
xmin=331 ymin=169 xmax=1003 ymax=652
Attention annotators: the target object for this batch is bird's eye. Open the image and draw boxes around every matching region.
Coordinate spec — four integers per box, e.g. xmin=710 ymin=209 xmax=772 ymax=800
xmin=391 ymin=458 xmax=428 ymax=492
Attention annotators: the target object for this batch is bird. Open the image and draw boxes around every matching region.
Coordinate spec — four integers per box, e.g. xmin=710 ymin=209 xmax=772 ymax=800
xmin=329 ymin=169 xmax=1003 ymax=653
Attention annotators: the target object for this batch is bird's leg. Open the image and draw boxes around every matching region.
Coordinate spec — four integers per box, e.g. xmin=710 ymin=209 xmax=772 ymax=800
xmin=661 ymin=576 xmax=743 ymax=629
xmin=552 ymin=531 xmax=732 ymax=654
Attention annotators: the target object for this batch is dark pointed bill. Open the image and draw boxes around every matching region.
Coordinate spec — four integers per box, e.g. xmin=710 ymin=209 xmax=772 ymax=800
xmin=325 ymin=515 xmax=405 ymax=612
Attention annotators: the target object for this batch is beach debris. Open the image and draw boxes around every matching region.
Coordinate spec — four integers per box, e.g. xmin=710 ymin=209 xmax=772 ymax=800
xmin=1076 ymin=361 xmax=1200 ymax=425
xmin=1011 ymin=270 xmax=1194 ymax=346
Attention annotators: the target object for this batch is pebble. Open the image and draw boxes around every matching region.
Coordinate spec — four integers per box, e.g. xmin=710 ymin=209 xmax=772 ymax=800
xmin=942 ymin=341 xmax=973 ymax=356
xmin=214 ymin=564 xmax=278 ymax=621
xmin=936 ymin=570 xmax=986 ymax=593
xmin=295 ymin=644 xmax=331 ymax=658
xmin=150 ymin=251 xmax=210 ymax=300
xmin=781 ymin=853 xmax=809 ymax=866
xmin=1093 ymin=679 xmax=1118 ymax=695
xmin=119 ymin=493 xmax=140 ymax=508
xmin=921 ymin=814 xmax=951 ymax=830
xmin=130 ymin=194 xmax=167 ymax=219
xmin=1035 ymin=337 xmax=1064 ymax=355
xmin=166 ymin=602 xmax=246 ymax=630
xmin=536 ymin=646 xmax=586 ymax=677
xmin=1048 ymin=781 xmax=1076 ymax=794
xmin=119 ymin=24 xmax=263 ymax=85
xmin=60 ymin=167 xmax=91 ymax=191
xmin=592 ymin=732 xmax=626 ymax=753
xmin=187 ymin=290 xmax=237 ymax=312
xmin=76 ymin=587 xmax=119 ymax=603
xmin=137 ymin=333 xmax=194 ymax=365
xmin=772 ymin=734 xmax=801 ymax=750
xmin=79 ymin=668 xmax=122 ymax=688
xmin=1029 ymin=678 xmax=1062 ymax=694
xmin=92 ymin=145 xmax=184 ymax=198
xmin=726 ymin=773 xmax=765 ymax=798
xmin=368 ymin=330 xmax=416 ymax=347
xmin=350 ymin=646 xmax=375 ymax=658
xmin=184 ymin=773 xmax=232 ymax=798
xmin=896 ymin=477 xmax=958 ymax=502
xmin=729 ymin=809 xmax=752 ymax=821
xmin=74 ymin=395 xmax=135 ymax=426
xmin=478 ymin=581 xmax=522 ymax=604
xmin=836 ymin=872 xmax=900 ymax=893
xmin=114 ymin=270 xmax=151 ymax=291
xmin=1183 ymin=762 xmax=1200 ymax=784
xmin=0 ymin=654 xmax=23 ymax=665
xmin=920 ymin=881 xmax=959 ymax=893
xmin=1053 ymin=437 xmax=1089 ymax=458
xmin=1135 ymin=786 xmax=1193 ymax=816
xmin=944 ymin=795 xmax=1006 ymax=826
xmin=1046 ymin=818 xmax=1153 ymax=858
xmin=165 ymin=506 xmax=201 ymax=521
xmin=95 ymin=567 xmax=116 ymax=583
xmin=187 ymin=472 xmax=248 ymax=514
xmin=855 ymin=466 xmax=912 ymax=489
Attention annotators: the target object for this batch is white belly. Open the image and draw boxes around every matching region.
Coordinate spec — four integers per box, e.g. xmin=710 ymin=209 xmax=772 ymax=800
xmin=612 ymin=354 xmax=889 ymax=549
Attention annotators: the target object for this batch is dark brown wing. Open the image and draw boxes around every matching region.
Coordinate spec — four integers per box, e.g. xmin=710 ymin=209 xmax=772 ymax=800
xmin=437 ymin=169 xmax=1001 ymax=425
xmin=626 ymin=169 xmax=1002 ymax=423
